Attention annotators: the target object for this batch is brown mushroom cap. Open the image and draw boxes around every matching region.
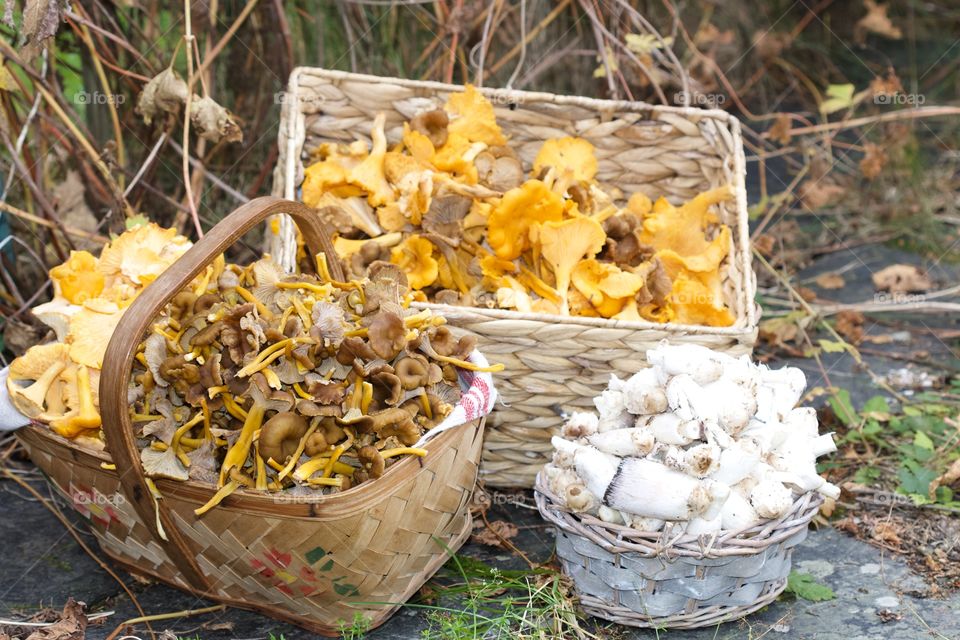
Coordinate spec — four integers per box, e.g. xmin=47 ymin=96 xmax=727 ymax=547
xmin=304 ymin=417 xmax=346 ymax=457
xmin=367 ymin=311 xmax=406 ymax=360
xmin=158 ymin=355 xmax=200 ymax=384
xmin=422 ymin=195 xmax=472 ymax=240
xmin=410 ymin=109 xmax=449 ymax=148
xmin=336 ymin=336 xmax=377 ymax=365
xmin=194 ymin=292 xmax=221 ymax=314
xmin=357 ymin=445 xmax=386 ymax=479
xmin=171 ymin=291 xmax=197 ymax=319
xmin=371 ymin=371 xmax=403 ymax=407
xmin=394 ymin=356 xmax=429 ymax=390
xmin=258 ymin=412 xmax=308 ymax=463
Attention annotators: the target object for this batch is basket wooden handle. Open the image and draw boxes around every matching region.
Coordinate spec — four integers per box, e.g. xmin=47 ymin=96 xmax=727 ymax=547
xmin=99 ymin=196 xmax=343 ymax=590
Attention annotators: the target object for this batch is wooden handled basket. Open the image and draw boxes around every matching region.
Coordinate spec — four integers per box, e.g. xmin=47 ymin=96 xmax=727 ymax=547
xmin=15 ymin=197 xmax=487 ymax=636
xmin=269 ymin=68 xmax=759 ymax=488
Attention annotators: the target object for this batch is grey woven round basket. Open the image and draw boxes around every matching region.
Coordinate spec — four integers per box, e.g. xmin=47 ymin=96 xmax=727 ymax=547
xmin=534 ymin=474 xmax=822 ymax=629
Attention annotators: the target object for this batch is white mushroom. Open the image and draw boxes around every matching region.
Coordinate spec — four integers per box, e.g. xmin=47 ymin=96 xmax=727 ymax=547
xmin=587 ymin=427 xmax=656 ymax=457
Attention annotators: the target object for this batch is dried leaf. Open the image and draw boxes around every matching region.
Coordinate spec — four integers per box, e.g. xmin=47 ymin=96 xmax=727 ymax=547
xmin=25 ymin=598 xmax=87 ymax=640
xmin=0 ymin=58 xmax=16 ymax=92
xmin=20 ymin=0 xmax=63 ymax=61
xmin=769 ymin=114 xmax=792 ymax=145
xmin=835 ymin=310 xmax=865 ymax=344
xmin=872 ymin=264 xmax=932 ymax=293
xmin=470 ymin=519 xmax=519 ymax=548
xmin=815 ymin=272 xmax=846 ymax=289
xmin=855 ymin=0 xmax=902 ymax=45
xmin=860 ymin=143 xmax=887 ymax=180
xmin=190 ymin=95 xmax=243 ymax=144
xmin=136 ymin=68 xmax=188 ymax=125
xmin=929 ymin=458 xmax=960 ymax=498
xmin=624 ymin=33 xmax=672 ymax=56
xmin=798 ymin=179 xmax=845 ymax=209
xmin=872 ymin=521 xmax=902 ymax=547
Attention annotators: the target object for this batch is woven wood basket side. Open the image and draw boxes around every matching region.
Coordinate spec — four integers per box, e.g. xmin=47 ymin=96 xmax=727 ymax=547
xmin=534 ymin=475 xmax=820 ymax=629
xmin=271 ymin=68 xmax=759 ymax=488
xmin=17 ymin=418 xmax=483 ymax=634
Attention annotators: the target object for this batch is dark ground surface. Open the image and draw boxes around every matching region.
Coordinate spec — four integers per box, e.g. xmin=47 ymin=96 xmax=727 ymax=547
xmin=2 ymin=243 xmax=959 ymax=640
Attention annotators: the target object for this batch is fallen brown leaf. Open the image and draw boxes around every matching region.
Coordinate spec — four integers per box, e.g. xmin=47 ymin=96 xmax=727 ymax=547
xmin=860 ymin=143 xmax=887 ymax=180
xmin=855 ymin=0 xmax=903 ymax=45
xmin=25 ymin=598 xmax=86 ymax=640
xmin=799 ymin=180 xmax=845 ymax=210
xmin=929 ymin=457 xmax=960 ymax=499
xmin=470 ymin=519 xmax=519 ymax=548
xmin=815 ymin=272 xmax=846 ymax=289
xmin=872 ymin=264 xmax=932 ymax=294
xmin=873 ymin=521 xmax=903 ymax=547
xmin=20 ymin=0 xmax=63 ymax=61
xmin=769 ymin=114 xmax=792 ymax=145
xmin=835 ymin=309 xmax=865 ymax=344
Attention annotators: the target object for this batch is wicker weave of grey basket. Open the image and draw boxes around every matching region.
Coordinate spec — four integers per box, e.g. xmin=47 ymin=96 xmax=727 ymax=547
xmin=534 ymin=474 xmax=823 ymax=629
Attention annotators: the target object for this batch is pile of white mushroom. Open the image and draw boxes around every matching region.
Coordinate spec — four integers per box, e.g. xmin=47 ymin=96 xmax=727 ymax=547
xmin=543 ymin=343 xmax=840 ymax=534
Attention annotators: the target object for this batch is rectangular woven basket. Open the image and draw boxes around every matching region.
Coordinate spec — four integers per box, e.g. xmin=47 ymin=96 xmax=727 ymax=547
xmin=16 ymin=198 xmax=489 ymax=636
xmin=270 ymin=68 xmax=759 ymax=488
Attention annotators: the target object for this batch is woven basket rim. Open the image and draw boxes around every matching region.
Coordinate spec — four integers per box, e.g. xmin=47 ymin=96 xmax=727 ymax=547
xmin=280 ymin=66 xmax=758 ymax=334
xmin=290 ymin=66 xmax=740 ymax=123
xmin=413 ymin=301 xmax=756 ymax=335
xmin=21 ymin=417 xmax=482 ymax=516
xmin=535 ymin=472 xmax=822 ymax=559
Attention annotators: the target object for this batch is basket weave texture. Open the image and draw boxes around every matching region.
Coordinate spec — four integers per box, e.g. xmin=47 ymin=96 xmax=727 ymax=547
xmin=271 ymin=67 xmax=759 ymax=488
xmin=535 ymin=474 xmax=822 ymax=629
xmin=15 ymin=198 xmax=488 ymax=636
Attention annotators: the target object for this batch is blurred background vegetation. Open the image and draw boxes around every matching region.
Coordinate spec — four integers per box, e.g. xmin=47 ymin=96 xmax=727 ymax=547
xmin=0 ymin=0 xmax=958 ymax=360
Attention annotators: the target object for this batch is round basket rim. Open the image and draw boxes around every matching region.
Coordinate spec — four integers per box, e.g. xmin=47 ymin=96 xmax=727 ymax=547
xmin=534 ymin=472 xmax=822 ymax=559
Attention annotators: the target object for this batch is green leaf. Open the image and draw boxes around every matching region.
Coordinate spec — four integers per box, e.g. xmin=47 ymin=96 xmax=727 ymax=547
xmin=305 ymin=546 xmax=327 ymax=564
xmin=125 ymin=214 xmax=149 ymax=230
xmin=624 ymin=33 xmax=673 ymax=55
xmin=785 ymin=572 xmax=835 ymax=601
xmin=820 ymin=83 xmax=856 ymax=115
xmin=853 ymin=466 xmax=881 ymax=484
xmin=896 ymin=461 xmax=938 ymax=495
xmin=818 ymin=339 xmax=850 ymax=354
xmin=829 ymin=389 xmax=857 ymax=427
xmin=861 ymin=396 xmax=891 ymax=421
xmin=914 ymin=430 xmax=934 ymax=451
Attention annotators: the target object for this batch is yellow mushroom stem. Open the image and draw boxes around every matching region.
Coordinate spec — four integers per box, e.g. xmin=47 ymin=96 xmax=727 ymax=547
xmin=167 ymin=318 xmax=181 ymax=332
xmin=236 ymin=337 xmax=312 ymax=378
xmin=255 ymin=442 xmax=268 ymax=491
xmin=50 ymin=365 xmax=102 ymax=437
xmin=306 ymin=477 xmax=343 ymax=488
xmin=171 ymin=412 xmax=204 ymax=452
xmin=267 ymin=458 xmax=285 ymax=472
xmin=193 ymin=265 xmax=213 ymax=297
xmin=219 ymin=399 xmax=268 ymax=487
xmin=315 ymin=252 xmax=333 ymax=282
xmin=100 ymin=462 xmax=116 ymax=471
xmin=322 ymin=428 xmax=356 ymax=478
xmin=150 ymin=442 xmax=168 ymax=452
xmin=278 ymin=304 xmax=295 ymax=333
xmin=234 ymin=284 xmax=274 ymax=319
xmin=135 ymin=352 xmax=149 ymax=368
xmin=200 ymin=397 xmax=212 ymax=441
xmin=132 ymin=413 xmax=165 ymax=422
xmin=195 ymin=480 xmax=239 ymax=516
xmin=419 ymin=390 xmax=432 ymax=420
xmin=381 ymin=447 xmax=428 ymax=459
xmin=262 ymin=368 xmax=283 ymax=390
xmin=207 ymin=385 xmax=228 ymax=399
xmin=230 ymin=467 xmax=256 ymax=487
xmin=293 ymin=382 xmax=314 ymax=401
xmin=349 ymin=377 xmax=365 ymax=410
xmin=215 ymin=391 xmax=248 ymax=420
xmin=153 ymin=325 xmax=178 ymax=343
xmin=277 ymin=417 xmax=321 ymax=480
xmin=180 ymin=436 xmax=228 ymax=448
xmin=431 ymin=353 xmax=505 ymax=373
xmin=276 ymin=281 xmax=335 ymax=297
xmin=144 ymin=477 xmax=168 ymax=541
xmin=360 ymin=381 xmax=374 ymax=414
xmin=291 ymin=297 xmax=313 ymax=328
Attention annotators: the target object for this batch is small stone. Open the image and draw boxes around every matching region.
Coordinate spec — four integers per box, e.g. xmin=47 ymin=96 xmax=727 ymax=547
xmin=796 ymin=559 xmax=836 ymax=579
xmin=860 ymin=563 xmax=881 ymax=575
xmin=874 ymin=595 xmax=900 ymax=608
